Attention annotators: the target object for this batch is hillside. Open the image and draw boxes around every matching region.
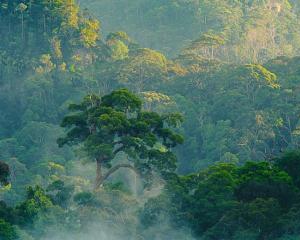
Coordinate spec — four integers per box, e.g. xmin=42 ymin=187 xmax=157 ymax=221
xmin=1 ymin=0 xmax=300 ymax=239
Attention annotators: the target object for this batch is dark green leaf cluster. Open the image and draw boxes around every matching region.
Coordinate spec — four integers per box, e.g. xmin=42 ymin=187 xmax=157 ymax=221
xmin=140 ymin=151 xmax=300 ymax=239
xmin=59 ymin=88 xmax=183 ymax=182
xmin=0 ymin=219 xmax=18 ymax=240
xmin=0 ymin=161 xmax=10 ymax=186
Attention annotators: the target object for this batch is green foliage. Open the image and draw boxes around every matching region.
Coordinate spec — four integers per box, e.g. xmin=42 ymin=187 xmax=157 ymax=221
xmin=73 ymin=191 xmax=97 ymax=206
xmin=0 ymin=219 xmax=18 ymax=240
xmin=117 ymin=48 xmax=169 ymax=91
xmin=47 ymin=180 xmax=74 ymax=208
xmin=236 ymin=161 xmax=297 ymax=208
xmin=139 ymin=194 xmax=172 ymax=227
xmin=85 ymin=0 xmax=300 ymax=61
xmin=275 ymin=151 xmax=300 ymax=188
xmin=16 ymin=186 xmax=53 ymax=225
xmin=2 ymin=0 xmax=300 ymax=239
xmin=141 ymin=156 xmax=300 ymax=239
xmin=167 ymin=55 xmax=300 ymax=171
xmin=59 ymin=88 xmax=183 ymax=187
xmin=0 ymin=161 xmax=10 ymax=186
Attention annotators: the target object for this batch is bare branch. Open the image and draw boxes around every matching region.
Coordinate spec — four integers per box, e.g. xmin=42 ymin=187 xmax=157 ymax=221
xmin=102 ymin=164 xmax=138 ymax=182
xmin=113 ymin=145 xmax=126 ymax=155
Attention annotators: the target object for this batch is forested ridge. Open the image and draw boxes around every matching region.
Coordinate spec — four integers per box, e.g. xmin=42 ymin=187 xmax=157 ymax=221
xmin=1 ymin=0 xmax=300 ymax=239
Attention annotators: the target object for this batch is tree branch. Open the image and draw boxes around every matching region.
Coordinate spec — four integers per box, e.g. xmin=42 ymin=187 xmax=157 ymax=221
xmin=113 ymin=145 xmax=126 ymax=155
xmin=102 ymin=164 xmax=138 ymax=182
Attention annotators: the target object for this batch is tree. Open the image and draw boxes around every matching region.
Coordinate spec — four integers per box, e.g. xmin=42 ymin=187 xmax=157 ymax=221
xmin=189 ymin=163 xmax=238 ymax=234
xmin=236 ymin=161 xmax=297 ymax=208
xmin=0 ymin=161 xmax=9 ymax=187
xmin=58 ymin=89 xmax=183 ymax=189
xmin=205 ymin=198 xmax=282 ymax=240
xmin=275 ymin=150 xmax=300 ymax=188
xmin=117 ymin=48 xmax=169 ymax=92
xmin=0 ymin=219 xmax=18 ymax=240
xmin=184 ymin=33 xmax=226 ymax=60
xmin=16 ymin=186 xmax=53 ymax=226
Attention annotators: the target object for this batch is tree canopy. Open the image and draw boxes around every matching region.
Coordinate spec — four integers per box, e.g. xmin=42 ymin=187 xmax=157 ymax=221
xmin=1 ymin=0 xmax=300 ymax=239
xmin=58 ymin=89 xmax=183 ymax=188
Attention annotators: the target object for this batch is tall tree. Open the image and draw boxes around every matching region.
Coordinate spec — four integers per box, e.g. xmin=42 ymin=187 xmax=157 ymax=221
xmin=58 ymin=89 xmax=183 ymax=189
xmin=0 ymin=161 xmax=9 ymax=187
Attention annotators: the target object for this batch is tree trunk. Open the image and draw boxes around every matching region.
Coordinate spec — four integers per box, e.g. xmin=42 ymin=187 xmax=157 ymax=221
xmin=94 ymin=159 xmax=102 ymax=190
xmin=21 ymin=13 xmax=24 ymax=40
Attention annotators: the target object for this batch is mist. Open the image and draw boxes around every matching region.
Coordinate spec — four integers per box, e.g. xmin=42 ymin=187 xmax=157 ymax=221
xmin=1 ymin=0 xmax=300 ymax=239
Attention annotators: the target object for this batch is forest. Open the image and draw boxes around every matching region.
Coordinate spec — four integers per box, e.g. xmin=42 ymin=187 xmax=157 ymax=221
xmin=1 ymin=0 xmax=300 ymax=239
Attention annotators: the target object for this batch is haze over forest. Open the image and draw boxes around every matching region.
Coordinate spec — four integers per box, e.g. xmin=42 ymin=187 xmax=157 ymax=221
xmin=1 ymin=0 xmax=300 ymax=239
